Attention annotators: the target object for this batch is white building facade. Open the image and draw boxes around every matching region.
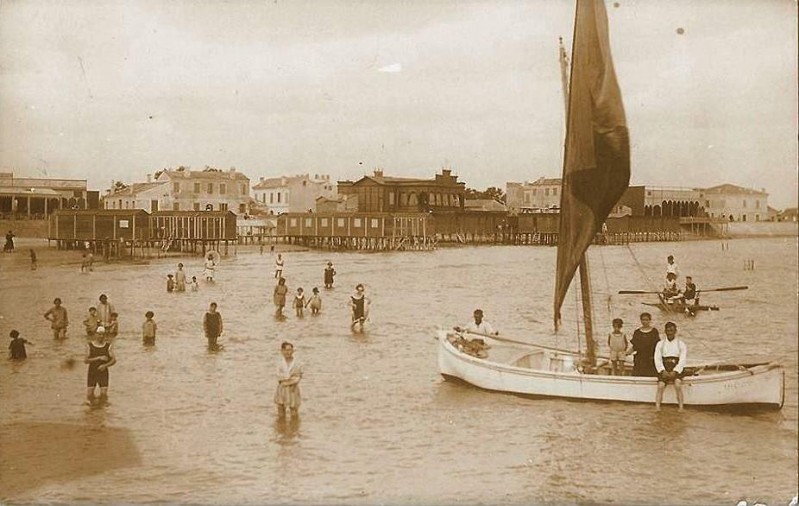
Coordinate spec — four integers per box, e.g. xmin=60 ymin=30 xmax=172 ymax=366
xmin=252 ymin=174 xmax=335 ymax=215
xmin=701 ymin=184 xmax=768 ymax=222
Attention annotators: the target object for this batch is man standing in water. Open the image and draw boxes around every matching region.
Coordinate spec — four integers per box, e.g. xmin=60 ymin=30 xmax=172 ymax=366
xmin=44 ymin=297 xmax=69 ymax=339
xmin=275 ymin=341 xmax=302 ymax=419
xmin=274 ymin=253 xmax=284 ymax=280
xmin=324 ymin=261 xmax=336 ymax=289
xmin=654 ymin=322 xmax=688 ymax=411
xmin=203 ymin=302 xmax=223 ymax=350
xmin=85 ymin=326 xmax=116 ymax=406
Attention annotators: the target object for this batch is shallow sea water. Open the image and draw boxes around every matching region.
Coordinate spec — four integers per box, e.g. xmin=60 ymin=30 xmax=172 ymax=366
xmin=1 ymin=237 xmax=796 ymax=504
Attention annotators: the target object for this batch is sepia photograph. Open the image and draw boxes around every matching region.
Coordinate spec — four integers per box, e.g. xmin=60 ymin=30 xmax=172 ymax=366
xmin=1 ymin=0 xmax=797 ymax=504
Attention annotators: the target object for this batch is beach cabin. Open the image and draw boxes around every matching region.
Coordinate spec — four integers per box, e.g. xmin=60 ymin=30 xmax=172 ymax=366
xmin=48 ymin=209 xmax=150 ymax=257
xmin=149 ymin=210 xmax=237 ymax=255
xmin=276 ymin=212 xmax=434 ymax=251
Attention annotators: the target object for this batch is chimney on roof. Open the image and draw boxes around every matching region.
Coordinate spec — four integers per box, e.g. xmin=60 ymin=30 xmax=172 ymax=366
xmin=146 ymin=173 xmax=151 ymax=183
xmin=374 ymin=169 xmax=384 ymax=178
xmin=230 ymin=167 xmax=236 ymax=172
xmin=260 ymin=177 xmax=265 ymax=182
xmin=442 ymin=169 xmax=452 ymax=177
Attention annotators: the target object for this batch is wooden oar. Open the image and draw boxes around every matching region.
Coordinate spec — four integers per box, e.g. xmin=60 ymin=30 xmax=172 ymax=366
xmin=618 ymin=286 xmax=748 ymax=295
xmin=451 ymin=329 xmax=581 ymax=355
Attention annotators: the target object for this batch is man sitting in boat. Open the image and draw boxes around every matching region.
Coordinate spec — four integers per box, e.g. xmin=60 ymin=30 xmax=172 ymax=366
xmin=662 ymin=272 xmax=681 ymax=303
xmin=452 ymin=309 xmax=499 ymax=358
xmin=654 ymin=322 xmax=688 ymax=411
xmin=682 ymin=276 xmax=698 ymax=305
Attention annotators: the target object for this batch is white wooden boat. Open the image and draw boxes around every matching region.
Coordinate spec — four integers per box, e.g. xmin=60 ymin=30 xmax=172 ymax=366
xmin=436 ymin=331 xmax=785 ymax=408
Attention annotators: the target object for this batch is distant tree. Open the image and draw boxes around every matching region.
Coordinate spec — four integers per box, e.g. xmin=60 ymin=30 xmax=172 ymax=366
xmin=112 ymin=181 xmax=128 ymax=192
xmin=465 ymin=186 xmax=506 ymax=203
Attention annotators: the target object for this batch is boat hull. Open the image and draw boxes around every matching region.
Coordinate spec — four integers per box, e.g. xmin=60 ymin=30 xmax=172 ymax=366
xmin=436 ymin=332 xmax=784 ymax=408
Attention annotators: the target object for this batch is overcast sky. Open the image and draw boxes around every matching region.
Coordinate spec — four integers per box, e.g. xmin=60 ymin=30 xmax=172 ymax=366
xmin=1 ymin=0 xmax=796 ymax=207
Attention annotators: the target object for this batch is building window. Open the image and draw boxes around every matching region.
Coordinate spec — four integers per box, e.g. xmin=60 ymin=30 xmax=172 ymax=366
xmin=285 ymin=192 xmax=289 ymax=203
xmin=371 ymin=218 xmax=379 ymax=228
xmin=270 ymin=193 xmax=274 ymax=204
xmin=755 ymin=214 xmax=760 ymax=221
xmin=742 ymin=200 xmax=747 ymax=208
xmin=118 ymin=199 xmax=122 ymax=209
xmin=220 ymin=183 xmax=226 ymax=195
xmin=321 ymin=218 xmax=328 ymax=227
xmin=194 ymin=182 xmax=201 ymax=193
xmin=220 ymin=203 xmax=228 ymax=211
xmin=277 ymin=193 xmax=281 ymax=203
xmin=533 ymin=189 xmax=537 ymax=196
xmin=755 ymin=200 xmax=760 ymax=209
xmin=241 ymin=183 xmax=246 ymax=194
xmin=207 ymin=183 xmax=214 ymax=194
xmin=389 ymin=192 xmax=395 ymax=205
xmin=193 ymin=203 xmax=201 ymax=211
xmin=337 ymin=218 xmax=345 ymax=227
xmin=304 ymin=218 xmax=312 ymax=227
xmin=553 ymin=188 xmax=558 ymax=196
xmin=400 ymin=193 xmax=408 ymax=206
xmin=173 ymin=182 xmax=180 ymax=193
xmin=545 ymin=188 xmax=550 ymax=196
xmin=290 ymin=218 xmax=297 ymax=227
xmin=173 ymin=203 xmax=180 ymax=211
xmin=354 ymin=218 xmax=362 ymax=227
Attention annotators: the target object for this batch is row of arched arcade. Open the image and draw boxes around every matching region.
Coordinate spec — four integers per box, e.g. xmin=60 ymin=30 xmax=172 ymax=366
xmin=644 ymin=200 xmax=704 ymax=218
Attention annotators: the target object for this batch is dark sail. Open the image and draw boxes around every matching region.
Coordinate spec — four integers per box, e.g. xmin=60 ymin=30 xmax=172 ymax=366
xmin=554 ymin=0 xmax=630 ymax=324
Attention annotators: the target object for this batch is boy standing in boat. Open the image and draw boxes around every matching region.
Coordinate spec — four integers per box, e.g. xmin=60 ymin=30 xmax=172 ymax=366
xmin=654 ymin=322 xmax=688 ymax=411
xmin=607 ymin=318 xmax=628 ymax=376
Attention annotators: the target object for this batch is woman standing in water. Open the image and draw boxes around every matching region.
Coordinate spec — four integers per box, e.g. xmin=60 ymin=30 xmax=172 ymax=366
xmin=175 ymin=263 xmax=187 ymax=292
xmin=275 ymin=341 xmax=302 ymax=418
xmin=203 ymin=254 xmax=216 ymax=282
xmin=273 ymin=277 xmax=288 ymax=318
xmin=349 ymin=283 xmax=370 ymax=333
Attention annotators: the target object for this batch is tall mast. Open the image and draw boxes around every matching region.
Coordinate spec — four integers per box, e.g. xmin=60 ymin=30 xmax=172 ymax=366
xmin=558 ymin=32 xmax=596 ymax=367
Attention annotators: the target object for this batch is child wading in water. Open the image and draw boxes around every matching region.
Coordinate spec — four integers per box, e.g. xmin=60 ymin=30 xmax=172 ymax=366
xmin=306 ymin=287 xmax=322 ymax=315
xmin=85 ymin=327 xmax=116 ymax=406
xmin=167 ymin=274 xmax=175 ymax=292
xmin=190 ymin=276 xmax=199 ymax=291
xmin=607 ymin=318 xmax=629 ymax=376
xmin=294 ymin=288 xmax=306 ymax=317
xmin=275 ymin=341 xmax=302 ymax=419
xmin=203 ymin=302 xmax=223 ymax=351
xmin=142 ymin=311 xmax=157 ymax=346
xmin=30 ymin=249 xmax=37 ymax=270
xmin=83 ymin=307 xmax=100 ymax=337
xmin=274 ymin=253 xmax=284 ymax=280
xmin=9 ymin=330 xmax=32 ymax=360
xmin=106 ymin=313 xmax=119 ymax=338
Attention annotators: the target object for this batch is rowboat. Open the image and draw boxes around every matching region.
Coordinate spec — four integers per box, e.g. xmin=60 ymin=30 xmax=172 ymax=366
xmin=436 ymin=331 xmax=784 ymax=408
xmin=436 ymin=0 xmax=784 ymax=409
xmin=641 ymin=301 xmax=718 ymax=315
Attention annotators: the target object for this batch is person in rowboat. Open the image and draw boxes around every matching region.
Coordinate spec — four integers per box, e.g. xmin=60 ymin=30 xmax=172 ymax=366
xmin=662 ymin=272 xmax=681 ymax=303
xmin=666 ymin=255 xmax=679 ymax=279
xmin=654 ymin=322 xmax=688 ymax=411
xmin=681 ymin=276 xmax=698 ymax=308
xmin=453 ymin=309 xmax=498 ymax=357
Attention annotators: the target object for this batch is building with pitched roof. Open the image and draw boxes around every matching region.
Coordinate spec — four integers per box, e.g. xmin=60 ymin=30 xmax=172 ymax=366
xmin=700 ymin=184 xmax=768 ymax=222
xmin=506 ymin=177 xmax=562 ymax=213
xmin=252 ymin=174 xmax=335 ymax=215
xmin=337 ymin=168 xmax=465 ymax=213
xmin=104 ymin=167 xmax=251 ymax=214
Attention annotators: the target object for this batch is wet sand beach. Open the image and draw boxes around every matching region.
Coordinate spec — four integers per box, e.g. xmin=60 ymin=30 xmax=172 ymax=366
xmin=1 ymin=237 xmax=797 ymax=504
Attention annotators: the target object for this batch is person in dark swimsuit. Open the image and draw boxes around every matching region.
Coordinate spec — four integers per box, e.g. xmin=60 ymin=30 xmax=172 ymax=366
xmin=85 ymin=327 xmax=116 ymax=405
xmin=8 ymin=330 xmax=31 ymax=360
xmin=324 ymin=262 xmax=336 ymax=289
xmin=203 ymin=302 xmax=223 ymax=350
xmin=629 ymin=312 xmax=660 ymax=377
xmin=350 ymin=284 xmax=368 ymax=332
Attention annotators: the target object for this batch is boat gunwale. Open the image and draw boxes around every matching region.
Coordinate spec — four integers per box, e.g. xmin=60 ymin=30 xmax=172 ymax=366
xmin=438 ymin=332 xmax=783 ymax=387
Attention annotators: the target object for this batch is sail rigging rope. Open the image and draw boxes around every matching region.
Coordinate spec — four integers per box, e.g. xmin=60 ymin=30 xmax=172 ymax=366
xmin=598 ymin=246 xmax=614 ymax=315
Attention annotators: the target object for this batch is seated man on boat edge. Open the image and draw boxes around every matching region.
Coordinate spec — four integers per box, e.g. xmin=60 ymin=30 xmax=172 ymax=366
xmin=662 ymin=272 xmax=682 ymax=303
xmin=452 ymin=309 xmax=499 ymax=358
xmin=654 ymin=321 xmax=688 ymax=411
xmin=681 ymin=276 xmax=699 ymax=311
